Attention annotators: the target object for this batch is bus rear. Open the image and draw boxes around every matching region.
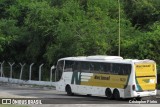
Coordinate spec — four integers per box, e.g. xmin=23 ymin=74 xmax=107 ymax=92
xmin=132 ymin=61 xmax=157 ymax=97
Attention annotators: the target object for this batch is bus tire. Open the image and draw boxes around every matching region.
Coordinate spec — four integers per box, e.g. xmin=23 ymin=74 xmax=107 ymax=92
xmin=113 ymin=89 xmax=120 ymax=100
xmin=133 ymin=97 xmax=141 ymax=101
xmin=87 ymin=94 xmax=92 ymax=96
xmin=105 ymin=88 xmax=113 ymax=100
xmin=65 ymin=85 xmax=74 ymax=96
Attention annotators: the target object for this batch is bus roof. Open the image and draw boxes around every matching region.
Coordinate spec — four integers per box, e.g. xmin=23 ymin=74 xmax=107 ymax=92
xmin=59 ymin=55 xmax=155 ymax=64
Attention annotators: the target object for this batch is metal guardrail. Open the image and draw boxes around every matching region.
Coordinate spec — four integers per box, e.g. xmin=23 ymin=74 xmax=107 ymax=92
xmin=0 ymin=61 xmax=56 ymax=86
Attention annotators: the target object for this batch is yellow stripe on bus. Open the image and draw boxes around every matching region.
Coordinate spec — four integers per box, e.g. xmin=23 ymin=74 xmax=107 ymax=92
xmin=80 ymin=74 xmax=129 ymax=89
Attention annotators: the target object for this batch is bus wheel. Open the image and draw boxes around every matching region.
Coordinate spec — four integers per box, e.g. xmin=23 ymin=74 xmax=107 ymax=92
xmin=113 ymin=89 xmax=120 ymax=100
xmin=105 ymin=88 xmax=113 ymax=100
xmin=134 ymin=97 xmax=142 ymax=101
xmin=65 ymin=85 xmax=73 ymax=96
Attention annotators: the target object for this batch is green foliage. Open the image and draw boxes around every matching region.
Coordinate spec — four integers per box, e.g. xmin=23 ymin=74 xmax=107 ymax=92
xmin=0 ymin=19 xmax=18 ymax=55
xmin=123 ymin=0 xmax=160 ymax=30
xmin=122 ymin=22 xmax=160 ymax=64
xmin=0 ymin=0 xmax=160 ymax=79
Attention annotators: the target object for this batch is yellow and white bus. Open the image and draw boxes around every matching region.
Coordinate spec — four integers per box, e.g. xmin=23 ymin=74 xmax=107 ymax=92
xmin=55 ymin=55 xmax=157 ymax=100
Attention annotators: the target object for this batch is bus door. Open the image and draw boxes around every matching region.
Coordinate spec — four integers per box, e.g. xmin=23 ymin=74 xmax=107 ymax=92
xmin=135 ymin=63 xmax=156 ymax=91
xmin=56 ymin=60 xmax=65 ymax=91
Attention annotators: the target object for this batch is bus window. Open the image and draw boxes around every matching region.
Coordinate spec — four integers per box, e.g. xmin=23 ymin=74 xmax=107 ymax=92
xmin=73 ymin=61 xmax=80 ymax=72
xmin=90 ymin=63 xmax=94 ymax=72
xmin=119 ymin=64 xmax=125 ymax=75
xmin=112 ymin=63 xmax=119 ymax=74
xmin=123 ymin=64 xmax=131 ymax=75
xmin=90 ymin=62 xmax=111 ymax=73
xmin=64 ymin=61 xmax=74 ymax=72
xmin=111 ymin=63 xmax=131 ymax=75
xmin=99 ymin=63 xmax=105 ymax=73
xmin=90 ymin=62 xmax=100 ymax=73
xmin=104 ymin=63 xmax=111 ymax=74
xmin=81 ymin=62 xmax=90 ymax=72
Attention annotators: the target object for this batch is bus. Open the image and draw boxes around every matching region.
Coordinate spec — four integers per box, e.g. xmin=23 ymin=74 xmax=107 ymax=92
xmin=55 ymin=55 xmax=157 ymax=100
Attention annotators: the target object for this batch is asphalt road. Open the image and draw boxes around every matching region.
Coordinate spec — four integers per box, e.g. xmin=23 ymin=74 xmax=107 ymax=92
xmin=0 ymin=82 xmax=160 ymax=107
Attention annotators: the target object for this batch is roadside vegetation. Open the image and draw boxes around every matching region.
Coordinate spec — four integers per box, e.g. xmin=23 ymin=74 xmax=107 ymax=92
xmin=0 ymin=0 xmax=160 ymax=81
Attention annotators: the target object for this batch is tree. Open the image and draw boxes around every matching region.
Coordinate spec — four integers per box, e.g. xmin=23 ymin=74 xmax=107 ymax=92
xmin=123 ymin=0 xmax=160 ymax=30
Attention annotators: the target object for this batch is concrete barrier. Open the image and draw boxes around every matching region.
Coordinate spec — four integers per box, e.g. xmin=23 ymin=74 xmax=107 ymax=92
xmin=0 ymin=77 xmax=56 ymax=86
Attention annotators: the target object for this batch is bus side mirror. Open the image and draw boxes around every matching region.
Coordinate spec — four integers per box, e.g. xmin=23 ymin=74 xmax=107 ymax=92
xmin=51 ymin=65 xmax=56 ymax=70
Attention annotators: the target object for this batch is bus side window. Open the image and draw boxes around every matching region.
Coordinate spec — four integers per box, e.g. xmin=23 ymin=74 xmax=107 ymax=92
xmin=64 ymin=61 xmax=74 ymax=72
xmin=81 ymin=62 xmax=90 ymax=72
xmin=122 ymin=64 xmax=131 ymax=75
xmin=90 ymin=63 xmax=94 ymax=72
xmin=112 ymin=63 xmax=118 ymax=74
xmin=92 ymin=62 xmax=100 ymax=73
xmin=125 ymin=64 xmax=131 ymax=75
xmin=123 ymin=65 xmax=127 ymax=75
xmin=73 ymin=61 xmax=80 ymax=72
xmin=99 ymin=63 xmax=104 ymax=73
xmin=102 ymin=63 xmax=109 ymax=74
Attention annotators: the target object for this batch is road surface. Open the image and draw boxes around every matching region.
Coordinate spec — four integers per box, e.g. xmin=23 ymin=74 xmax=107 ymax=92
xmin=0 ymin=82 xmax=160 ymax=107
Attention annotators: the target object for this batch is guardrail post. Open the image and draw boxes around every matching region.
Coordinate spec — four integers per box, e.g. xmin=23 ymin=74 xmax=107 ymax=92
xmin=0 ymin=61 xmax=5 ymax=77
xmin=39 ymin=64 xmax=44 ymax=81
xmin=50 ymin=66 xmax=55 ymax=82
xmin=8 ymin=62 xmax=15 ymax=78
xmin=29 ymin=63 xmax=34 ymax=80
xmin=19 ymin=63 xmax=26 ymax=80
